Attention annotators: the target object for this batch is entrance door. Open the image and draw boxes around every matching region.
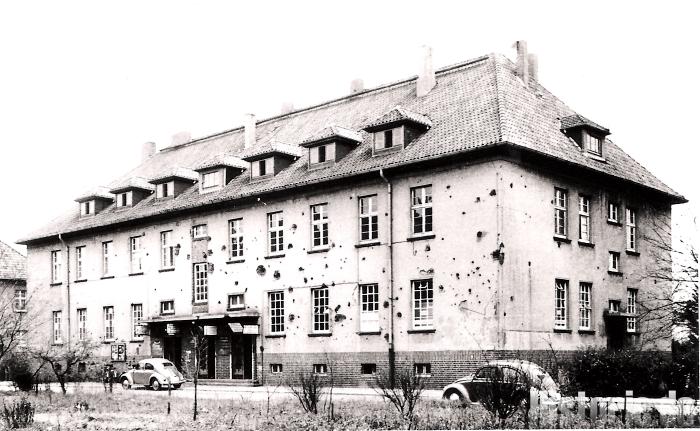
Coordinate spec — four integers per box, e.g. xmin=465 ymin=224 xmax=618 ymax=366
xmin=163 ymin=337 xmax=182 ymax=370
xmin=231 ymin=335 xmax=252 ymax=380
xmin=198 ymin=337 xmax=216 ymax=379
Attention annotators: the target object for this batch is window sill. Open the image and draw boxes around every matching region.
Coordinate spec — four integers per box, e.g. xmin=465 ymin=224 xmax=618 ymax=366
xmin=585 ymin=153 xmax=606 ymax=163
xmin=578 ymin=329 xmax=596 ymax=335
xmin=355 ymin=241 xmax=380 ymax=248
xmin=226 ymin=259 xmax=245 ymax=264
xmin=129 ymin=272 xmax=144 ymax=277
xmin=264 ymin=254 xmax=285 ymax=260
xmin=407 ymin=234 xmax=436 ymax=242
xmin=625 ymin=250 xmax=640 ymax=256
xmin=307 ymin=248 xmax=330 ymax=255
xmin=50 ymin=282 xmax=62 ymax=287
xmin=607 ymin=220 xmax=622 ymax=226
xmin=192 ymin=236 xmax=211 ymax=242
xmin=357 ymin=331 xmax=382 ymax=336
xmin=553 ymin=235 xmax=571 ymax=244
xmin=52 ymin=342 xmax=64 ymax=346
xmin=102 ymin=339 xmax=116 ymax=344
xmin=129 ymin=339 xmax=144 ymax=343
xmin=100 ymin=275 xmax=115 ymax=280
xmin=227 ymin=306 xmax=246 ymax=312
xmin=74 ymin=279 xmax=88 ymax=283
xmin=308 ymin=332 xmax=332 ymax=337
xmin=407 ymin=328 xmax=436 ymax=334
xmin=160 ymin=312 xmax=175 ymax=316
xmin=607 ymin=270 xmax=623 ymax=276
xmin=265 ymin=333 xmax=286 ymax=338
xmin=158 ymin=268 xmax=175 ymax=273
xmin=577 ymin=240 xmax=595 ymax=248
xmin=626 ymin=331 xmax=641 ymax=336
xmin=553 ymin=328 xmax=572 ymax=334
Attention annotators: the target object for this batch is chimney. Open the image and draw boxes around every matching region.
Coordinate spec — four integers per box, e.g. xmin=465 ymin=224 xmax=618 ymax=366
xmin=514 ymin=40 xmax=529 ymax=83
xmin=416 ymin=45 xmax=436 ymax=97
xmin=527 ymin=53 xmax=539 ymax=82
xmin=171 ymin=131 xmax=192 ymax=147
xmin=280 ymin=102 xmax=295 ymax=115
xmin=350 ymin=78 xmax=364 ymax=94
xmin=244 ymin=113 xmax=256 ymax=149
xmin=141 ymin=141 xmax=156 ymax=162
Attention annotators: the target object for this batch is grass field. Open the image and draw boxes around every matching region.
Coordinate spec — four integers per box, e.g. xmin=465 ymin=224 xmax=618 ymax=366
xmin=1 ymin=388 xmax=699 ymax=430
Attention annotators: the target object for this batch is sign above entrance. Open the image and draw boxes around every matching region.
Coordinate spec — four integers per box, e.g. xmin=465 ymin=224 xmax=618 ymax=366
xmin=243 ymin=324 xmax=259 ymax=335
xmin=228 ymin=323 xmax=243 ymax=333
xmin=203 ymin=325 xmax=217 ymax=336
xmin=166 ymin=323 xmax=180 ymax=335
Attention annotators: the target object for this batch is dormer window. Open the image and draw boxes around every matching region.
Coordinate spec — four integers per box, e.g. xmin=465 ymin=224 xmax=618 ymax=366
xmin=81 ymin=201 xmax=93 ymax=216
xmin=199 ymin=170 xmax=223 ymax=193
xmin=300 ymin=125 xmax=362 ymax=170
xmin=116 ymin=191 xmax=133 ymax=208
xmin=156 ymin=182 xmax=174 ymax=198
xmin=241 ymin=142 xmax=301 ymax=180
xmin=317 ymin=145 xmax=327 ymax=163
xmin=373 ymin=128 xmax=403 ymax=153
xmin=148 ymin=168 xmax=197 ymax=199
xmin=560 ymin=114 xmax=610 ymax=160
xmin=75 ymin=187 xmax=113 ymax=217
xmin=582 ymin=132 xmax=602 ymax=156
xmin=363 ymin=106 xmax=432 ymax=157
xmin=193 ymin=155 xmax=247 ymax=194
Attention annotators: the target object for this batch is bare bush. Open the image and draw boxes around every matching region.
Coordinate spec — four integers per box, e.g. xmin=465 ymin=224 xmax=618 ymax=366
xmin=373 ymin=367 xmax=426 ymax=429
xmin=1 ymin=397 xmax=34 ymax=429
xmin=31 ymin=340 xmax=98 ymax=395
xmin=474 ymin=364 xmax=532 ymax=428
xmin=287 ymin=370 xmax=326 ymax=414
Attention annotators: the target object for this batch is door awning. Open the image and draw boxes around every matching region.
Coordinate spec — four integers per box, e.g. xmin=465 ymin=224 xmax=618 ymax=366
xmin=142 ymin=308 xmax=259 ymax=324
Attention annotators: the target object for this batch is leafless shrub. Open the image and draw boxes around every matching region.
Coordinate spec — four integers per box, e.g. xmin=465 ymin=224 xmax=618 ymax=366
xmin=287 ymin=370 xmax=326 ymax=414
xmin=373 ymin=367 xmax=426 ymax=429
xmin=474 ymin=364 xmax=532 ymax=428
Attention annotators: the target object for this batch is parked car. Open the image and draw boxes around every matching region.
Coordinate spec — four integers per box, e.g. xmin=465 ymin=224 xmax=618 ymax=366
xmin=442 ymin=360 xmax=561 ymax=405
xmin=120 ymin=358 xmax=186 ymax=391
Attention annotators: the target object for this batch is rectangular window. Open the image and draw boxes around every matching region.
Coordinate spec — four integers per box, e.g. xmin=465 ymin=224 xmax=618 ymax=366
xmin=229 ymin=219 xmax=244 ymax=259
xmin=361 ymin=363 xmax=377 ymax=375
xmin=77 ymin=308 xmax=87 ymax=341
xmin=129 ymin=236 xmax=143 ymax=274
xmin=201 ymin=171 xmax=221 ymax=189
xmin=359 ymin=195 xmax=379 ymax=242
xmin=583 ymin=132 xmax=602 ymax=155
xmin=609 ymin=251 xmax=621 ymax=272
xmin=131 ymin=304 xmax=143 ymax=340
xmin=311 ymin=204 xmax=329 ymax=249
xmin=192 ymin=224 xmax=208 ymax=239
xmin=578 ymin=196 xmax=591 ymax=242
xmin=81 ymin=201 xmax=92 ymax=216
xmin=415 ymin=363 xmax=431 ymax=377
xmin=193 ymin=263 xmax=208 ymax=303
xmin=160 ymin=231 xmax=175 ymax=269
xmin=13 ymin=289 xmax=27 ymax=311
xmin=383 ymin=130 xmax=393 ymax=148
xmin=554 ymin=279 xmax=568 ymax=329
xmin=103 ymin=306 xmax=114 ymax=340
xmin=50 ymin=250 xmax=61 ymax=283
xmin=268 ymin=212 xmax=284 ymax=254
xmin=52 ymin=311 xmax=62 ymax=344
xmin=160 ymin=300 xmax=175 ymax=315
xmin=259 ymin=160 xmax=267 ymax=176
xmin=318 ymin=145 xmax=327 ymax=163
xmin=269 ymin=291 xmax=285 ymax=334
xmin=608 ymin=202 xmax=619 ymax=223
xmin=412 ymin=279 xmax=433 ymax=328
xmin=227 ymin=293 xmax=244 ymax=310
xmin=312 ymin=287 xmax=330 ymax=332
xmin=609 ymin=300 xmax=620 ymax=313
xmin=116 ymin=192 xmax=132 ymax=207
xmin=75 ymin=246 xmax=85 ymax=280
xmin=360 ymin=283 xmax=379 ymax=332
xmin=411 ymin=185 xmax=433 ymax=235
xmin=270 ymin=364 xmax=283 ymax=374
xmin=579 ymin=283 xmax=592 ymax=330
xmin=554 ymin=188 xmax=568 ymax=237
xmin=627 ymin=289 xmax=638 ymax=333
xmin=313 ymin=363 xmax=328 ymax=375
xmin=157 ymin=182 xmax=174 ymax=199
xmin=626 ymin=209 xmax=637 ymax=251
xmin=102 ymin=241 xmax=112 ymax=276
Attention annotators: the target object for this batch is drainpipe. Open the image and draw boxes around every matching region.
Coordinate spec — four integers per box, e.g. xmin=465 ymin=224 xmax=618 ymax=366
xmin=379 ymin=169 xmax=395 ymax=388
xmin=58 ymin=233 xmax=71 ymax=345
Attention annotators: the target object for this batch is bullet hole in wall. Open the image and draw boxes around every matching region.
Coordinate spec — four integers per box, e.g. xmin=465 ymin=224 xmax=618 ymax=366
xmin=425 ymin=245 xmax=430 ymax=252
xmin=347 ymin=302 xmax=351 ymax=307
xmin=221 ymin=245 xmax=226 ymax=251
xmin=288 ymin=243 xmax=293 ymax=249
xmin=334 ymin=304 xmax=341 ymax=312
xmin=510 ymin=296 xmax=514 ymax=301
xmin=384 ymin=333 xmax=390 ymax=341
xmin=468 ymin=289 xmax=472 ymax=294
xmin=273 ymin=270 xmax=280 ymax=280
xmin=334 ymin=314 xmax=346 ymax=322
xmin=438 ymin=284 xmax=444 ymax=291
xmin=504 ymin=312 xmax=507 ymax=317
xmin=489 ymin=189 xmax=496 ymax=196
xmin=383 ymin=301 xmax=390 ymax=308
xmin=510 ymin=183 xmax=513 ymax=188
xmin=475 ymin=197 xmax=481 ymax=202
xmin=289 ymin=314 xmax=295 ymax=322
xmin=397 ymin=312 xmax=402 ymax=318
xmin=234 ymin=281 xmax=239 ymax=286
xmin=462 ymin=211 xmax=466 ymax=215
xmin=477 ymin=231 xmax=483 ymax=238
xmin=256 ymin=265 xmax=266 ymax=276
xmin=528 ymin=261 xmax=531 ymax=267
xmin=362 ymin=257 xmax=366 ymax=261
xmin=455 ymin=273 xmax=460 ymax=279
xmin=325 ymin=263 xmax=329 ymax=268
xmin=299 ymin=267 xmax=304 ymax=271
xmin=449 ymin=195 xmax=452 ymax=199
xmin=446 ymin=185 xmax=451 ymax=189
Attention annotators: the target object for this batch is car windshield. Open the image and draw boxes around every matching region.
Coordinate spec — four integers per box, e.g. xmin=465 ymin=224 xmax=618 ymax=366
xmin=162 ymin=362 xmax=174 ymax=367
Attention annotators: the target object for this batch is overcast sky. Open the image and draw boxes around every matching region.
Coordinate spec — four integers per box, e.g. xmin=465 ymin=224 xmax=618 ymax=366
xmin=1 ymin=0 xmax=698 ymax=254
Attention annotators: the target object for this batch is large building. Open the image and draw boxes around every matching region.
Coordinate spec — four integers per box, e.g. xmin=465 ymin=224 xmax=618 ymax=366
xmin=0 ymin=240 xmax=27 ymax=380
xmin=18 ymin=44 xmax=686 ymax=388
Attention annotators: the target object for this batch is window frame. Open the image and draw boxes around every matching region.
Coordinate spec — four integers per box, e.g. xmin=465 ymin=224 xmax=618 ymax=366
xmin=156 ymin=181 xmax=174 ymax=199
xmin=608 ymin=202 xmax=620 ymax=223
xmin=160 ymin=300 xmax=175 ymax=315
xmin=312 ymin=363 xmax=328 ymax=375
xmin=103 ymin=306 xmax=115 ymax=341
xmin=359 ymin=195 xmax=379 ymax=243
xmin=131 ymin=303 xmax=143 ymax=340
xmin=415 ymin=363 xmax=432 ymax=377
xmin=200 ymin=169 xmax=222 ymax=192
xmin=310 ymin=203 xmax=329 ymax=250
xmin=52 ymin=310 xmax=62 ymax=344
xmin=129 ymin=236 xmax=143 ymax=274
xmin=193 ymin=263 xmax=209 ymax=304
xmin=192 ymin=224 xmax=208 ymax=239
xmin=410 ymin=185 xmax=433 ymax=236
xmin=268 ymin=291 xmax=285 ymax=334
xmin=359 ymin=283 xmax=380 ymax=333
xmin=626 ymin=208 xmax=637 ymax=252
xmin=228 ymin=218 xmax=244 ymax=259
xmin=102 ymin=241 xmax=112 ymax=277
xmin=267 ymin=211 xmax=284 ymax=255
xmin=578 ymin=195 xmax=591 ymax=242
xmin=77 ymin=308 xmax=87 ymax=341
xmin=13 ymin=288 xmax=27 ymax=312
xmin=227 ymin=293 xmax=245 ymax=310
xmin=311 ymin=286 xmax=330 ymax=333
xmin=627 ymin=289 xmax=638 ymax=333
xmin=50 ymin=250 xmax=61 ymax=284
xmin=583 ymin=131 xmax=603 ymax=156
xmin=609 ymin=251 xmax=621 ymax=272
xmin=411 ymin=279 xmax=434 ymax=329
xmin=160 ymin=230 xmax=175 ymax=269
xmin=75 ymin=245 xmax=85 ymax=280
xmin=270 ymin=363 xmax=283 ymax=374
xmin=554 ymin=279 xmax=568 ymax=330
xmin=116 ymin=191 xmax=132 ymax=208
xmin=554 ymin=188 xmax=568 ymax=237
xmin=578 ymin=282 xmax=592 ymax=330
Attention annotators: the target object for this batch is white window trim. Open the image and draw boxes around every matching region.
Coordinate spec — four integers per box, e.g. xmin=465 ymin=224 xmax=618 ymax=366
xmin=160 ymin=231 xmax=175 ymax=269
xmin=228 ymin=219 xmax=244 ymax=259
xmin=313 ymin=363 xmax=328 ymax=375
xmin=268 ymin=291 xmax=285 ymax=334
xmin=52 ymin=311 xmax=63 ymax=344
xmin=227 ymin=293 xmax=245 ymax=310
xmin=607 ymin=202 xmax=620 ymax=223
xmin=13 ymin=289 xmax=27 ymax=312
xmin=554 ymin=188 xmax=568 ymax=238
xmin=129 ymin=236 xmax=143 ymax=274
xmin=267 ymin=212 xmax=284 ymax=255
xmin=627 ymin=289 xmax=638 ymax=333
xmin=415 ymin=363 xmax=432 ymax=377
xmin=199 ymin=169 xmax=223 ymax=193
xmin=410 ymin=185 xmax=433 ymax=236
xmin=160 ymin=300 xmax=175 ymax=315
xmin=102 ymin=241 xmax=112 ymax=277
xmin=310 ymin=203 xmax=329 ymax=250
xmin=578 ymin=196 xmax=591 ymax=242
xmin=311 ymin=286 xmax=330 ymax=333
xmin=103 ymin=306 xmax=115 ymax=341
xmin=192 ymin=224 xmax=208 ymax=239
xmin=359 ymin=195 xmax=379 ymax=243
xmin=193 ymin=263 xmax=208 ymax=304
xmin=412 ymin=279 xmax=434 ymax=329
xmin=609 ymin=251 xmax=621 ymax=272
xmin=554 ymin=279 xmax=568 ymax=330
xmin=360 ymin=283 xmax=380 ymax=333
xmin=131 ymin=304 xmax=144 ymax=340
xmin=51 ymin=250 xmax=61 ymax=284
xmin=578 ymin=282 xmax=592 ymax=330
xmin=626 ymin=208 xmax=637 ymax=252
xmin=77 ymin=308 xmax=87 ymax=341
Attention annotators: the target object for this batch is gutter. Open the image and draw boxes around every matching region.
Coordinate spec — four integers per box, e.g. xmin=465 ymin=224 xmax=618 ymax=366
xmin=58 ymin=233 xmax=71 ymax=345
xmin=379 ymin=168 xmax=395 ymax=387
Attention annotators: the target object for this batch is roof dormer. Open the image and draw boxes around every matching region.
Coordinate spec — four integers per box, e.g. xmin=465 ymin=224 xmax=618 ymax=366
xmin=300 ymin=125 xmax=362 ymax=170
xmin=560 ymin=114 xmax=610 ymax=160
xmin=363 ymin=106 xmax=432 ymax=156
xmin=147 ymin=167 xmax=197 ymax=199
xmin=193 ymin=155 xmax=247 ymax=194
xmin=109 ymin=177 xmax=154 ymax=209
xmin=240 ymin=141 xmax=302 ymax=180
xmin=75 ymin=187 xmax=113 ymax=217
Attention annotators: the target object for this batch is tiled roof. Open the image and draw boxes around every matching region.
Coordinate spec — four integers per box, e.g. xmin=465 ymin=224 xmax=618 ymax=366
xmin=74 ymin=186 xmax=114 ymax=203
xmin=147 ymin=167 xmax=198 ymax=184
xmin=300 ymin=125 xmax=363 ymax=148
xmin=193 ymin=155 xmax=248 ymax=172
xmin=239 ymin=141 xmax=303 ymax=162
xmin=109 ymin=176 xmax=155 ymax=194
xmin=364 ymin=105 xmax=433 ymax=132
xmin=560 ymin=114 xmax=610 ymax=135
xmin=19 ymin=53 xmax=685 ymax=244
xmin=0 ymin=240 xmax=26 ymax=281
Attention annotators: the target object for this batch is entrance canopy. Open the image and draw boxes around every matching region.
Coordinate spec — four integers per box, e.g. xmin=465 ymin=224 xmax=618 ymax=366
xmin=141 ymin=308 xmax=260 ymax=324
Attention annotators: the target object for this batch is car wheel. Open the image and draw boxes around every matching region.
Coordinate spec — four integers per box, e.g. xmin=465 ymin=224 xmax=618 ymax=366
xmin=444 ymin=389 xmax=467 ymax=404
xmin=151 ymin=379 xmax=161 ymax=391
xmin=121 ymin=378 xmax=131 ymax=390
xmin=173 ymin=384 xmax=182 ymax=389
